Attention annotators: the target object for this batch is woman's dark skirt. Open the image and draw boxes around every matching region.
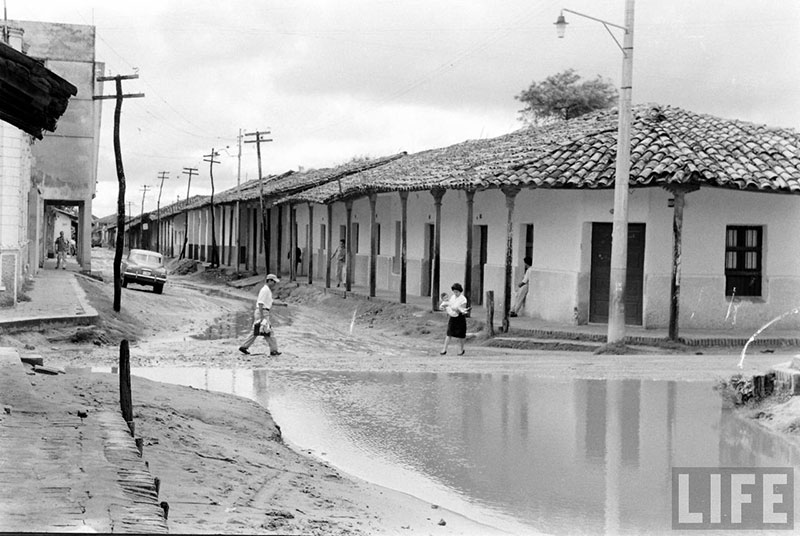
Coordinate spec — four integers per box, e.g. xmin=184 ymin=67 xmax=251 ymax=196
xmin=447 ymin=314 xmax=467 ymax=339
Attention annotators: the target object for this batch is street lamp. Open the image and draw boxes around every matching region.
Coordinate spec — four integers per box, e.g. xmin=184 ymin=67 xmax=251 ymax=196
xmin=556 ymin=1 xmax=635 ymax=345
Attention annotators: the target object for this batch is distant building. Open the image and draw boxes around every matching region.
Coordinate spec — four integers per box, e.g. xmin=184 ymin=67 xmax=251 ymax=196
xmin=9 ymin=19 xmax=103 ymax=273
xmin=0 ymin=24 xmax=77 ymax=303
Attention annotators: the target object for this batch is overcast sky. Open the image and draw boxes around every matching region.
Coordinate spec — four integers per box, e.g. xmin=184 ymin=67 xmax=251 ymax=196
xmin=10 ymin=1 xmax=800 ymax=218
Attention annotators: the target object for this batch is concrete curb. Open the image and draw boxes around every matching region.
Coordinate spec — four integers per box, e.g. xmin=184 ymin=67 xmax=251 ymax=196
xmin=770 ymin=359 xmax=800 ymax=395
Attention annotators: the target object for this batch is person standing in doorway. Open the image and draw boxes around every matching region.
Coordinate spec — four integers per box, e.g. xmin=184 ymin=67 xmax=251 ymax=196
xmin=331 ymin=239 xmax=347 ymax=287
xmin=239 ymin=273 xmax=282 ymax=356
xmin=510 ymin=256 xmax=534 ymax=317
xmin=439 ymin=282 xmax=469 ymax=355
xmin=55 ymin=231 xmax=69 ymax=270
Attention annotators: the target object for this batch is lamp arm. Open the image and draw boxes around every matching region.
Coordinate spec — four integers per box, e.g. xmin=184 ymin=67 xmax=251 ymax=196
xmin=602 ymin=23 xmax=625 ymax=55
xmin=562 ymin=8 xmax=628 ymax=32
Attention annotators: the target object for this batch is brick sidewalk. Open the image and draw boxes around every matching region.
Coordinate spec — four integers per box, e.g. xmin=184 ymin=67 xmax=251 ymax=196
xmin=0 ymin=349 xmax=167 ymax=533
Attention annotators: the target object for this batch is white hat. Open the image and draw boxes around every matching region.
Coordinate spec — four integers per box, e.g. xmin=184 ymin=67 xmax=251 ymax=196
xmin=266 ymin=273 xmax=280 ymax=283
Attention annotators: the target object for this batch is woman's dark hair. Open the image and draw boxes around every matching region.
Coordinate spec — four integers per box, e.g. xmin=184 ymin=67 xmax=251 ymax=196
xmin=451 ymin=283 xmax=463 ymax=292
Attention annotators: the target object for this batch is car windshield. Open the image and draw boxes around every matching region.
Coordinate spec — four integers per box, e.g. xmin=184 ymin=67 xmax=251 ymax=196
xmin=130 ymin=252 xmax=162 ymax=267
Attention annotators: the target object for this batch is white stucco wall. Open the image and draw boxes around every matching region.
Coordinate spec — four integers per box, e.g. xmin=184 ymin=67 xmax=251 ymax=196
xmin=227 ymin=180 xmax=800 ymax=331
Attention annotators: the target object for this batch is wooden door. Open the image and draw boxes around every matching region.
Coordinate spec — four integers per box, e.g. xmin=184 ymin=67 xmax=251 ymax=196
xmin=589 ymin=223 xmax=645 ymax=325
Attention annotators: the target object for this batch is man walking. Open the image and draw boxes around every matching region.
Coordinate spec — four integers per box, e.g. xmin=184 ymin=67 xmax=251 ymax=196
xmin=239 ymin=273 xmax=281 ymax=356
xmin=510 ymin=256 xmax=534 ymax=317
xmin=55 ymin=231 xmax=69 ymax=270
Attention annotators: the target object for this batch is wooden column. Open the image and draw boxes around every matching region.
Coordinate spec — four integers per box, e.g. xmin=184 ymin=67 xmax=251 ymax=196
xmin=464 ymin=190 xmax=475 ymax=305
xmin=431 ymin=188 xmax=445 ymax=312
xmin=399 ymin=191 xmax=408 ymax=304
xmin=501 ymin=187 xmax=520 ymax=333
xmin=369 ymin=193 xmax=378 ymax=297
xmin=307 ymin=203 xmax=314 ymax=285
xmin=276 ymin=205 xmax=283 ymax=276
xmin=289 ymin=204 xmax=296 ymax=281
xmin=667 ymin=184 xmax=699 ymax=341
xmin=345 ymin=199 xmax=354 ymax=292
xmin=264 ymin=207 xmax=271 ymax=273
xmin=325 ymin=203 xmax=333 ymax=288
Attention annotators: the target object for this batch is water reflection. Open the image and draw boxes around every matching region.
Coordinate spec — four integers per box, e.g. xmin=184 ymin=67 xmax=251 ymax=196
xmin=110 ymin=367 xmax=800 ymax=534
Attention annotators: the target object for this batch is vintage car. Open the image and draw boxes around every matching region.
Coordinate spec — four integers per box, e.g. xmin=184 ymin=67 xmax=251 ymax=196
xmin=121 ymin=249 xmax=167 ymax=294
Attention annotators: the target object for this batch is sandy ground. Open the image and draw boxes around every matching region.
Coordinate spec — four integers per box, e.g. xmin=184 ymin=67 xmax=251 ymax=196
xmin=2 ymin=249 xmax=798 ymax=534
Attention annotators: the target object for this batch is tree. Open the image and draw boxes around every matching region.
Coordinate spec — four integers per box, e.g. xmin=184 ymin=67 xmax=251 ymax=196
xmin=516 ymin=69 xmax=617 ymax=124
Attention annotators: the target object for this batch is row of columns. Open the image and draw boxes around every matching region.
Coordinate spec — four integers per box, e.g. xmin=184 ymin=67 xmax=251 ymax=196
xmin=275 ymin=187 xmax=521 ymax=333
xmin=165 ymin=182 xmax=693 ymax=341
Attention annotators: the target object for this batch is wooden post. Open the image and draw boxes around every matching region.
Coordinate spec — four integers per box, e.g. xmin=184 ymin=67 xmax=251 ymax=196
xmin=667 ymin=184 xmax=699 ymax=341
xmin=399 ymin=191 xmax=408 ymax=304
xmin=307 ymin=203 xmax=314 ymax=284
xmin=204 ymin=149 xmax=221 ymax=267
xmin=464 ymin=190 xmax=475 ymax=309
xmin=369 ymin=193 xmax=377 ymax=297
xmin=289 ymin=204 xmax=296 ymax=281
xmin=485 ymin=290 xmax=495 ymax=338
xmin=93 ymin=74 xmax=144 ymax=312
xmin=431 ymin=188 xmax=445 ymax=312
xmin=276 ymin=205 xmax=283 ymax=276
xmin=325 ymin=203 xmax=333 ymax=288
xmin=501 ymin=187 xmax=520 ymax=333
xmin=244 ymin=130 xmax=273 ymax=273
xmin=179 ymin=167 xmax=197 ymax=261
xmin=119 ymin=340 xmax=133 ymax=435
xmin=345 ymin=200 xmax=354 ymax=292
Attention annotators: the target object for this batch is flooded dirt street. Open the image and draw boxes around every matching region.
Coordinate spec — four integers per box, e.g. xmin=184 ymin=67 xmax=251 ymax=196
xmin=7 ymin=248 xmax=798 ymax=535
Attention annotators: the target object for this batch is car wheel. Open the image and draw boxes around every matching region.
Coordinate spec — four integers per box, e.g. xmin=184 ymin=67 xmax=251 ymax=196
xmin=121 ymin=277 xmax=128 ymax=288
xmin=154 ymin=283 xmax=163 ymax=294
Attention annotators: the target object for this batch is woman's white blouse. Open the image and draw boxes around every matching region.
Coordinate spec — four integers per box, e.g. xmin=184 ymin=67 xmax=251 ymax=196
xmin=441 ymin=293 xmax=468 ymax=317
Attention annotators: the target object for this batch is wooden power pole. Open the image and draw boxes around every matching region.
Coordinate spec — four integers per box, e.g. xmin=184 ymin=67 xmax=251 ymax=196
xmin=156 ymin=171 xmax=169 ymax=253
xmin=203 ymin=148 xmax=221 ymax=267
xmin=179 ymin=167 xmax=198 ymax=260
xmin=93 ymin=73 xmax=144 ymax=312
xmin=244 ymin=130 xmax=273 ymax=273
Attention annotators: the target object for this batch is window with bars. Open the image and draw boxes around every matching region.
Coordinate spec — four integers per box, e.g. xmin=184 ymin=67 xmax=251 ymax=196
xmin=724 ymin=226 xmax=762 ymax=297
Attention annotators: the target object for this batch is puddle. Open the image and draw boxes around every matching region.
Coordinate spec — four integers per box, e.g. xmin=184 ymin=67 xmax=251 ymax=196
xmin=95 ymin=367 xmax=800 ymax=534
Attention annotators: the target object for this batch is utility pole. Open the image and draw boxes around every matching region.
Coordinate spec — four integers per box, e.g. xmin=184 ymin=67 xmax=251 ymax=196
xmin=244 ymin=130 xmax=273 ymax=274
xmin=156 ymin=171 xmax=169 ymax=253
xmin=139 ymin=184 xmax=152 ymax=250
xmin=139 ymin=185 xmax=152 ymax=216
xmin=93 ymin=73 xmax=144 ymax=312
xmin=179 ymin=167 xmax=198 ymax=260
xmin=204 ymin=148 xmax=221 ymax=267
xmin=235 ymin=128 xmax=242 ymax=274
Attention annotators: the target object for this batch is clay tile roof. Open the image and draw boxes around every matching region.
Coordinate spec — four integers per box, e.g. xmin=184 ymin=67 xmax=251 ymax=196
xmin=215 ymin=152 xmax=407 ymax=205
xmin=284 ymin=105 xmax=800 ymax=204
xmin=0 ymin=40 xmax=77 ymax=139
xmin=472 ymin=105 xmax=800 ymax=193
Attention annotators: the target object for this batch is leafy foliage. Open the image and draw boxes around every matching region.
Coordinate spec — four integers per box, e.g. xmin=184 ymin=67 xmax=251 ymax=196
xmin=516 ymin=69 xmax=618 ymax=124
xmin=714 ymin=374 xmax=755 ymax=407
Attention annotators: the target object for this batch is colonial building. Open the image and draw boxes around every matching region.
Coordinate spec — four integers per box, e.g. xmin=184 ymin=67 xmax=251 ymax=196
xmin=9 ymin=19 xmax=103 ymax=273
xmin=0 ymin=25 xmax=77 ymax=303
xmin=137 ymin=105 xmax=800 ymax=335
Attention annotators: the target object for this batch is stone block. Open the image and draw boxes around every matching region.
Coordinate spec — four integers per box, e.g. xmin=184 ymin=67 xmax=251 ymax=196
xmin=33 ymin=364 xmax=64 ymax=375
xmin=20 ymin=355 xmax=44 ymax=366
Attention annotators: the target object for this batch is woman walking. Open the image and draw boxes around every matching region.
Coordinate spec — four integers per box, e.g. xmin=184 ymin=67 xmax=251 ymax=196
xmin=439 ymin=282 xmax=469 ymax=355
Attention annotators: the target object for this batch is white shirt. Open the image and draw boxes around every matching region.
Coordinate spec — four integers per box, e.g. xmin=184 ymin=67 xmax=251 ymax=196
xmin=521 ymin=266 xmax=534 ymax=286
xmin=441 ymin=293 xmax=468 ymax=317
xmin=253 ymin=283 xmax=274 ymax=322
